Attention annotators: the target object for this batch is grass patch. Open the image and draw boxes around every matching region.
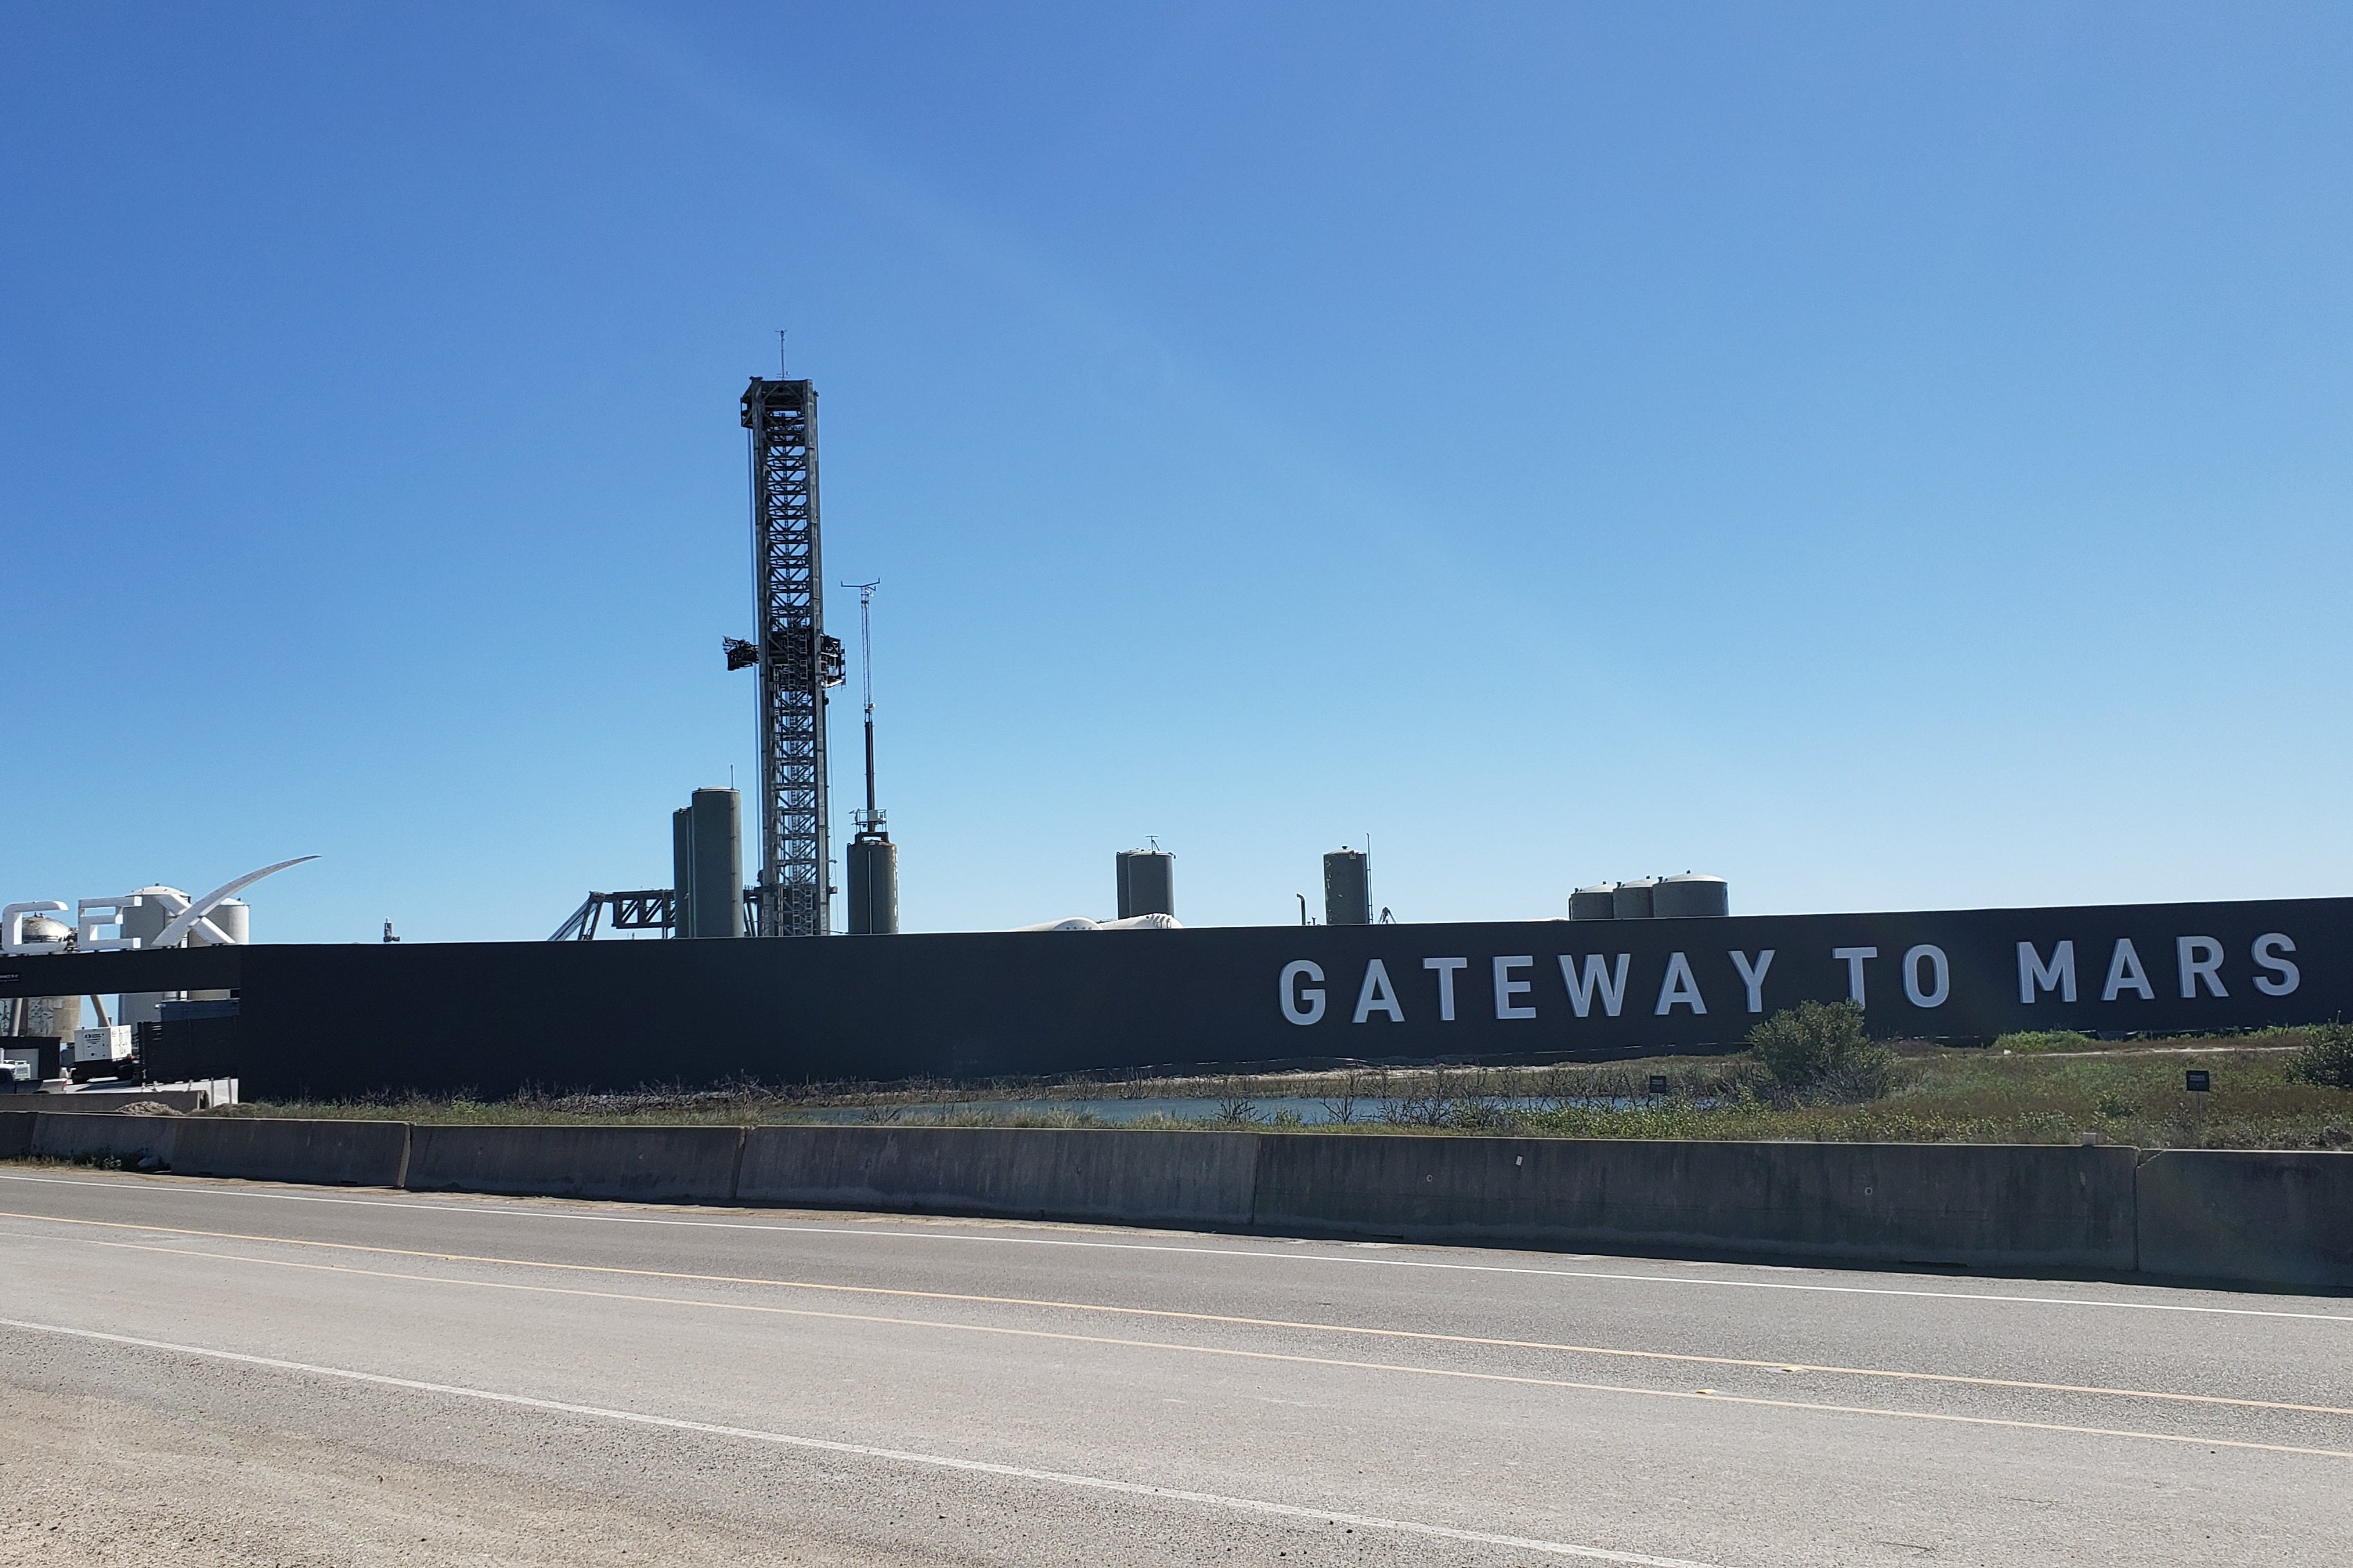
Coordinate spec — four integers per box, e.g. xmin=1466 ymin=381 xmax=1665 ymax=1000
xmin=207 ymin=1029 xmax=2353 ymax=1149
xmin=1989 ymin=1029 xmax=2096 ymax=1054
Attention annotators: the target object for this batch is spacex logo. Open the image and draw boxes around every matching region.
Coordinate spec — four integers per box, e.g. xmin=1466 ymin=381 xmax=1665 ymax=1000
xmin=1 ymin=857 xmax=317 ymax=956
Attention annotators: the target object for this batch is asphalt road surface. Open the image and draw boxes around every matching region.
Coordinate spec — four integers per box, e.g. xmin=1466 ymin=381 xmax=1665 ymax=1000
xmin=1 ymin=1166 xmax=2349 ymax=1567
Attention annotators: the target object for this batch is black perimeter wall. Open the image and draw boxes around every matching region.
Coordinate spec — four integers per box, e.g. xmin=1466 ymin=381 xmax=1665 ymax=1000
xmin=3 ymin=897 xmax=2346 ymax=1099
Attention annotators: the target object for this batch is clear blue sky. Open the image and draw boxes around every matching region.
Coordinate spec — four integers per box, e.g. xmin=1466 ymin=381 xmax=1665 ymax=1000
xmin=6 ymin=2 xmax=2350 ymax=943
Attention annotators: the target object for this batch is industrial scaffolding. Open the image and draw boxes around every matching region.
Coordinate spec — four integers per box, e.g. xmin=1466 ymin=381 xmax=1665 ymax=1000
xmin=736 ymin=377 xmax=843 ymax=936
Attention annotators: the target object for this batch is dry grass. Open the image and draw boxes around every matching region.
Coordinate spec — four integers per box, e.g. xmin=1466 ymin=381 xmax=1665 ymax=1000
xmin=204 ymin=1028 xmax=2353 ymax=1149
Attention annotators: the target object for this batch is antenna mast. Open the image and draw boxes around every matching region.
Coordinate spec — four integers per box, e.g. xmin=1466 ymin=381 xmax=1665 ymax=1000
xmin=841 ymin=579 xmax=899 ymax=935
xmin=848 ymin=579 xmax=882 ymax=828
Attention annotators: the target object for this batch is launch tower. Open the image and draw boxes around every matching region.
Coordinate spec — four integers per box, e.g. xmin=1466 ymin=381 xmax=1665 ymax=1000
xmin=736 ymin=377 xmax=844 ymax=936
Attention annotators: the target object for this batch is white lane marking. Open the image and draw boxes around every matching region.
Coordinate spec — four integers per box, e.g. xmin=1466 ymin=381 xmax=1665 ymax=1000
xmin=21 ymin=1229 xmax=2353 ymax=1453
xmin=0 ymin=1316 xmax=1718 ymax=1567
xmin=4 ymin=1170 xmax=2347 ymax=1325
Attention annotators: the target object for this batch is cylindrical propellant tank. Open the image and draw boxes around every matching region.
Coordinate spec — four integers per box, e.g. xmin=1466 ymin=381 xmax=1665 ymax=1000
xmin=1612 ymin=878 xmax=1659 ymax=920
xmin=1651 ymin=874 xmax=1729 ymax=919
xmin=1569 ymin=884 xmax=1619 ymax=921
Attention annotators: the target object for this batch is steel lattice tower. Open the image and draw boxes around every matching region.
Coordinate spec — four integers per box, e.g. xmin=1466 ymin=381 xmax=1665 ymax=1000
xmin=739 ymin=377 xmax=843 ymax=936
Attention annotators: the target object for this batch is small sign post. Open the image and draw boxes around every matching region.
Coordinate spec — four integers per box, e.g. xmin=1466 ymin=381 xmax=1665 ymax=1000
xmin=2185 ymin=1068 xmax=2211 ymax=1145
xmin=1648 ymin=1074 xmax=1670 ymax=1096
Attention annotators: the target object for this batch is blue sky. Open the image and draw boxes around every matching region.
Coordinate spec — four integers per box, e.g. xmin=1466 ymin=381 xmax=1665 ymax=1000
xmin=5 ymin=2 xmax=2350 ymax=942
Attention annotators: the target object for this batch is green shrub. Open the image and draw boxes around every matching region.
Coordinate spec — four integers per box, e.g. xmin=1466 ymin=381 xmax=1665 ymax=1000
xmin=1747 ymin=1000 xmax=1894 ymax=1102
xmin=2285 ymin=1023 xmax=2353 ymax=1090
xmin=1991 ymin=1029 xmax=2093 ymax=1054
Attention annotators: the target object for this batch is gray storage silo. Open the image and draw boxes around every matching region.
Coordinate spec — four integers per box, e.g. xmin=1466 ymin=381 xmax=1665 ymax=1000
xmin=1569 ymin=884 xmax=1618 ymax=921
xmin=1651 ymin=874 xmax=1730 ymax=918
xmin=1323 ymin=849 xmax=1371 ymax=926
xmin=1115 ymin=848 xmax=1175 ymax=920
xmin=846 ymin=834 xmax=898 ymax=935
xmin=671 ymin=808 xmax=697 ymax=936
xmin=672 ymin=788 xmax=745 ymax=939
xmin=1612 ymin=877 xmax=1659 ymax=920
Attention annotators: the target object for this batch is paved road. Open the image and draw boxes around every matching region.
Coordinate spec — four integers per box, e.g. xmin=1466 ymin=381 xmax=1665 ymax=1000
xmin=1 ymin=1166 xmax=2347 ymax=1567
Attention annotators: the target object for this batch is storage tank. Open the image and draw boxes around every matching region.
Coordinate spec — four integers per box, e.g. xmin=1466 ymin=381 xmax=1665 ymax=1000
xmin=189 ymin=897 xmax=247 ymax=1002
xmin=1612 ymin=878 xmax=1659 ymax=920
xmin=1323 ymin=849 xmax=1371 ymax=927
xmin=671 ymin=808 xmax=696 ymax=936
xmin=10 ymin=914 xmax=81 ymax=1043
xmin=1101 ymin=913 xmax=1183 ymax=931
xmin=846 ymin=834 xmax=898 ymax=935
xmin=119 ymin=886 xmax=190 ymax=1026
xmin=17 ymin=991 xmax=82 ymax=1039
xmin=194 ymin=897 xmax=250 ymax=945
xmin=1569 ymin=884 xmax=1618 ymax=921
xmin=1013 ymin=917 xmax=1101 ymax=932
xmin=1652 ymin=874 xmax=1730 ymax=918
xmin=673 ymin=789 xmax=746 ymax=939
xmin=1115 ymin=848 xmax=1175 ymax=920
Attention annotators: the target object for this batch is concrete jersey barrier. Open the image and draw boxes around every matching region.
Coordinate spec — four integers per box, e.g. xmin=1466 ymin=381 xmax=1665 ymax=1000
xmin=169 ymin=1117 xmax=411 ymax=1188
xmin=405 ymin=1123 xmax=745 ymax=1202
xmin=6 ymin=1110 xmax=2350 ymax=1291
xmin=1249 ymin=1135 xmax=2141 ymax=1272
xmin=738 ymin=1125 xmax=1258 ymax=1229
xmin=2134 ymin=1149 xmax=2353 ymax=1289
xmin=27 ymin=1110 xmax=181 ymax=1168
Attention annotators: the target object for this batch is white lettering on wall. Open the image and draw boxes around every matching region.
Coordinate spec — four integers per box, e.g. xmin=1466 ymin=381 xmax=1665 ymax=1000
xmin=1727 ymin=949 xmax=1774 ymax=1014
xmin=1655 ymin=951 xmax=1706 ymax=1015
xmin=1494 ymin=956 xmax=1537 ymax=1020
xmin=1424 ymin=957 xmax=1467 ymax=1022
xmin=1353 ymin=959 xmax=1405 ymax=1023
xmin=1902 ymin=944 xmax=1950 ymax=1008
xmin=2018 ymin=940 xmax=2076 ymax=1004
xmin=1559 ymin=953 xmax=1630 ymax=1018
xmin=1832 ymin=946 xmax=1877 ymax=1006
xmin=2176 ymin=936 xmax=2227 ymax=999
xmin=2253 ymin=933 xmax=2300 ymax=996
xmin=2102 ymin=938 xmax=2155 ymax=1002
xmin=1281 ymin=960 xmax=1326 ymax=1025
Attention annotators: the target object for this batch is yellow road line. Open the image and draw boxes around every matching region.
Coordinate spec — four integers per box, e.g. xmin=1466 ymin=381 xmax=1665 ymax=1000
xmin=10 ymin=1225 xmax=2353 ymax=1460
xmin=3 ymin=1206 xmax=2345 ymax=1419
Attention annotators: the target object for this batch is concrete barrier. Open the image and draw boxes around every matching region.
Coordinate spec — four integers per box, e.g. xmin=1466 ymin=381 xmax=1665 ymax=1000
xmin=737 ymin=1126 xmax=1259 ymax=1228
xmin=57 ymin=1083 xmax=237 ymax=1113
xmin=1249 ymin=1135 xmax=2141 ymax=1272
xmin=405 ymin=1123 xmax=745 ymax=1202
xmin=28 ymin=1110 xmax=180 ymax=1168
xmin=169 ymin=1117 xmax=410 ymax=1187
xmin=15 ymin=1111 xmax=2353 ymax=1292
xmin=2135 ymin=1150 xmax=2353 ymax=1289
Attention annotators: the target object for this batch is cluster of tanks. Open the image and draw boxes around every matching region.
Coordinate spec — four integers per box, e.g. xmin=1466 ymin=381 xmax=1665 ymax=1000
xmin=1569 ymin=875 xmax=1731 ymax=920
xmin=1008 ymin=852 xmax=1733 ymax=933
xmin=1 ymin=889 xmax=251 ymax=1088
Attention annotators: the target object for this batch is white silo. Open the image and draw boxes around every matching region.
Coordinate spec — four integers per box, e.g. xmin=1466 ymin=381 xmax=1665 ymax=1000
xmin=118 ymin=886 xmax=189 ymax=1027
xmin=189 ymin=897 xmax=247 ymax=1001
